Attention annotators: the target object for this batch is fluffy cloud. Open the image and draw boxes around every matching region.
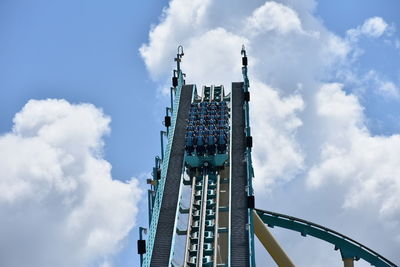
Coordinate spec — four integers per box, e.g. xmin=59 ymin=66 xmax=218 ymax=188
xmin=361 ymin=17 xmax=389 ymax=37
xmin=251 ymin=81 xmax=304 ymax=189
xmin=308 ymin=83 xmax=400 ymax=220
xmin=347 ymin=16 xmax=389 ymax=41
xmin=0 ymin=99 xmax=142 ymax=267
xmin=340 ymin=69 xmax=400 ymax=100
xmin=183 ymin=28 xmax=247 ymax=90
xmin=378 ymin=81 xmax=400 ymax=99
xmin=245 ymin=1 xmax=303 ymax=35
xmin=139 ymin=0 xmax=214 ymax=80
xmin=140 ymin=0 xmax=399 ymax=265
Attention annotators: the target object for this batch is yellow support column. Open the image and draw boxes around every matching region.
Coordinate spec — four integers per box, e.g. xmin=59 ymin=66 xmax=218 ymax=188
xmin=253 ymin=210 xmax=295 ymax=267
xmin=343 ymin=258 xmax=354 ymax=267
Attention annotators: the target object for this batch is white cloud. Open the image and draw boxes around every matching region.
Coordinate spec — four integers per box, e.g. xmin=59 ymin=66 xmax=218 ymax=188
xmin=252 ymin=81 xmax=304 ymax=190
xmin=0 ymin=99 xmax=142 ymax=267
xmin=99 ymin=260 xmax=113 ymax=267
xmin=308 ymin=82 xmax=400 ymax=222
xmin=245 ymin=1 xmax=303 ymax=35
xmin=363 ymin=70 xmax=400 ymax=99
xmin=183 ymin=28 xmax=247 ymax=90
xmin=140 ymin=0 xmax=399 ymax=265
xmin=347 ymin=16 xmax=389 ymax=41
xmin=315 ymin=83 xmax=364 ymax=133
xmin=361 ymin=17 xmax=388 ymax=37
xmin=139 ymin=0 xmax=214 ymax=80
xmin=378 ymin=81 xmax=400 ymax=99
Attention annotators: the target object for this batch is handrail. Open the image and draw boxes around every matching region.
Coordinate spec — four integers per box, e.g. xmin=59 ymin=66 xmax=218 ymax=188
xmin=255 ymin=208 xmax=397 ymax=267
xmin=142 ymin=52 xmax=185 ymax=267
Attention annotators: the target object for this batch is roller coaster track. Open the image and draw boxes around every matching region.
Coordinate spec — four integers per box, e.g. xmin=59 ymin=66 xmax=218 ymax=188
xmin=255 ymin=208 xmax=397 ymax=267
xmin=139 ymin=46 xmax=397 ymax=267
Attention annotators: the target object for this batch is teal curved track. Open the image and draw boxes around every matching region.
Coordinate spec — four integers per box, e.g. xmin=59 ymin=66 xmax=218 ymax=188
xmin=255 ymin=209 xmax=397 ymax=267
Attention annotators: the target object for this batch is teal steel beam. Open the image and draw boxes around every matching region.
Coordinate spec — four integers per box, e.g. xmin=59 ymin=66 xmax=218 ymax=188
xmin=147 ymin=190 xmax=153 ymax=226
xmin=170 ymin=87 xmax=174 ymax=113
xmin=255 ymin=209 xmax=397 ymax=267
xmin=160 ymin=130 xmax=166 ymax=161
xmin=142 ymin=48 xmax=185 ymax=266
xmin=241 ymin=45 xmax=256 ymax=267
xmin=165 ymin=107 xmax=171 ymax=136
xmin=139 ymin=227 xmax=147 ymax=267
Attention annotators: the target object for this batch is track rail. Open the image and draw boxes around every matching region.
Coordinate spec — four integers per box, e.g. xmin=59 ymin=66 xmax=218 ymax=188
xmin=255 ymin=208 xmax=397 ymax=267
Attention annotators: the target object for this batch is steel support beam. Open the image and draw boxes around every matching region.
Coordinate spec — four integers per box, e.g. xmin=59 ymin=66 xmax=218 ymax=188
xmin=343 ymin=258 xmax=355 ymax=267
xmin=253 ymin=210 xmax=295 ymax=267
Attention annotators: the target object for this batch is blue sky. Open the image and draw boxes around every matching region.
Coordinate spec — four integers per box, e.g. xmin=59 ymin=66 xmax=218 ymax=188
xmin=0 ymin=0 xmax=169 ymax=180
xmin=0 ymin=1 xmax=169 ymax=266
xmin=0 ymin=0 xmax=400 ymax=266
xmin=318 ymin=0 xmax=400 ymax=137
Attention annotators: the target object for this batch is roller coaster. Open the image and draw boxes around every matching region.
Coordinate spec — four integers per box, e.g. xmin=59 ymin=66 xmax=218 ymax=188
xmin=137 ymin=46 xmax=397 ymax=267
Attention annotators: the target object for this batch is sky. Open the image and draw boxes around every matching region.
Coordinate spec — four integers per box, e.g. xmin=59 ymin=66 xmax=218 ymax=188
xmin=0 ymin=0 xmax=399 ymax=266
